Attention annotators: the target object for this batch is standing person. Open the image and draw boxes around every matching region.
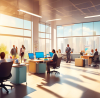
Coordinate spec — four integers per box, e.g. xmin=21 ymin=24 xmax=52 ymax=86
xmin=20 ymin=45 xmax=25 ymax=63
xmin=16 ymin=46 xmax=18 ymax=54
xmin=10 ymin=45 xmax=16 ymax=58
xmin=65 ymin=44 xmax=71 ymax=63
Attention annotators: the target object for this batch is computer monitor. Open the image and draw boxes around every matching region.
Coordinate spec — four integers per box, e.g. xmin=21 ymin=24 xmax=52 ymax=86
xmin=28 ymin=53 xmax=34 ymax=59
xmin=49 ymin=52 xmax=54 ymax=57
xmin=85 ymin=45 xmax=91 ymax=54
xmin=35 ymin=52 xmax=44 ymax=59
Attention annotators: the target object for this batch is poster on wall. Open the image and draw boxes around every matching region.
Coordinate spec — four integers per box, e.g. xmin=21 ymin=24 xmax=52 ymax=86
xmin=84 ymin=45 xmax=91 ymax=53
xmin=34 ymin=41 xmax=38 ymax=52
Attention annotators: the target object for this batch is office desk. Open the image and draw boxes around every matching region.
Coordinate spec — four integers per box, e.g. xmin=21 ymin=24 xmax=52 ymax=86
xmin=29 ymin=59 xmax=50 ymax=73
xmin=10 ymin=64 xmax=27 ymax=84
xmin=82 ymin=55 xmax=93 ymax=65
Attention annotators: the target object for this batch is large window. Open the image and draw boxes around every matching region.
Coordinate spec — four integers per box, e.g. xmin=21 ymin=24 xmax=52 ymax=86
xmin=0 ymin=14 xmax=23 ymax=28
xmin=57 ymin=26 xmax=63 ymax=37
xmin=83 ymin=22 xmax=93 ymax=36
xmin=0 ymin=14 xmax=32 ymax=59
xmin=94 ymin=21 xmax=100 ymax=35
xmin=64 ymin=26 xmax=72 ymax=37
xmin=57 ymin=21 xmax=100 ymax=53
xmin=72 ymin=23 xmax=82 ymax=36
xmin=39 ymin=23 xmax=51 ymax=55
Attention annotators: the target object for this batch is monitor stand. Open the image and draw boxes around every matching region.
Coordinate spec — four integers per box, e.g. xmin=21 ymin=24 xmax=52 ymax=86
xmin=37 ymin=58 xmax=40 ymax=60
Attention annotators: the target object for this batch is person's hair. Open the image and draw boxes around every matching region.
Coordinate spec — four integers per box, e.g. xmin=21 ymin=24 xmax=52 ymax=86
xmin=22 ymin=45 xmax=24 ymax=47
xmin=52 ymin=49 xmax=55 ymax=53
xmin=59 ymin=49 xmax=61 ymax=53
xmin=95 ymin=48 xmax=97 ymax=51
xmin=22 ymin=45 xmax=25 ymax=49
xmin=0 ymin=52 xmax=5 ymax=59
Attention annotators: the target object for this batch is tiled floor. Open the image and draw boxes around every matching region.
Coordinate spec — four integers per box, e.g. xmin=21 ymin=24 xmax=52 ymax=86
xmin=0 ymin=61 xmax=100 ymax=98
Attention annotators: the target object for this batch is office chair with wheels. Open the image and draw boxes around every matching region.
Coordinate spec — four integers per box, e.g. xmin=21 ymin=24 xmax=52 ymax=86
xmin=92 ymin=55 xmax=99 ymax=67
xmin=0 ymin=62 xmax=13 ymax=94
xmin=50 ymin=57 xmax=62 ymax=74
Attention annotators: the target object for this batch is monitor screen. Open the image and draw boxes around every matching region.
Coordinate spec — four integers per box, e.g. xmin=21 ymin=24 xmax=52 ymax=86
xmin=35 ymin=52 xmax=44 ymax=59
xmin=28 ymin=53 xmax=34 ymax=59
xmin=85 ymin=45 xmax=91 ymax=54
xmin=49 ymin=52 xmax=54 ymax=57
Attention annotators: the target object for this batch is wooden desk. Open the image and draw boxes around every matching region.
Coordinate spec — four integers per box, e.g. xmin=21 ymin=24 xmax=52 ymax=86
xmin=28 ymin=59 xmax=51 ymax=73
xmin=82 ymin=55 xmax=93 ymax=65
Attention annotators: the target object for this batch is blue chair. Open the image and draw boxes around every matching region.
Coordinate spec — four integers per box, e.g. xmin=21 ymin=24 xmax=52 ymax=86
xmin=28 ymin=53 xmax=34 ymax=59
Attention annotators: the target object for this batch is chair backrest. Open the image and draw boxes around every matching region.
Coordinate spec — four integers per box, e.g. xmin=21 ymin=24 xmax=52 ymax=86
xmin=94 ymin=55 xmax=99 ymax=61
xmin=0 ymin=62 xmax=13 ymax=78
xmin=56 ymin=57 xmax=62 ymax=68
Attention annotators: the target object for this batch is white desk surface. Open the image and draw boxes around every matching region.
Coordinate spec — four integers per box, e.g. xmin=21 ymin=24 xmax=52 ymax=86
xmin=12 ymin=63 xmax=26 ymax=67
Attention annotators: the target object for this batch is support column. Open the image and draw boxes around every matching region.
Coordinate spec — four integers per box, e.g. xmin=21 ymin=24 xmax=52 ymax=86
xmin=51 ymin=21 xmax=57 ymax=50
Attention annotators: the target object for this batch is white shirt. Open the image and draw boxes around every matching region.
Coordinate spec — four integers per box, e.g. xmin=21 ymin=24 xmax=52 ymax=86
xmin=22 ymin=48 xmax=25 ymax=52
xmin=0 ymin=59 xmax=6 ymax=64
xmin=57 ymin=53 xmax=62 ymax=58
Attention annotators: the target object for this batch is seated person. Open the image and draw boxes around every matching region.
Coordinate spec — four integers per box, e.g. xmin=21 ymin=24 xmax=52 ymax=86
xmin=56 ymin=49 xmax=62 ymax=58
xmin=47 ymin=49 xmax=58 ymax=73
xmin=94 ymin=49 xmax=98 ymax=56
xmin=90 ymin=49 xmax=94 ymax=55
xmin=93 ymin=49 xmax=99 ymax=61
xmin=80 ymin=51 xmax=83 ymax=57
xmin=0 ymin=52 xmax=6 ymax=64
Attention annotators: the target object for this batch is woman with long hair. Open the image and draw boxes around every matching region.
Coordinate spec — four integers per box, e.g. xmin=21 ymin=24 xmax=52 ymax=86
xmin=20 ymin=45 xmax=25 ymax=63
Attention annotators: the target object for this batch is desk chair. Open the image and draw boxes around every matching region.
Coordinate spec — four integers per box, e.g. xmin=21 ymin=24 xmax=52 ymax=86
xmin=0 ymin=62 xmax=13 ymax=94
xmin=50 ymin=57 xmax=62 ymax=74
xmin=92 ymin=55 xmax=99 ymax=67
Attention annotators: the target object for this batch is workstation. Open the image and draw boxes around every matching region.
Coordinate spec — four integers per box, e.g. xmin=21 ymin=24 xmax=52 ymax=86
xmin=0 ymin=0 xmax=100 ymax=98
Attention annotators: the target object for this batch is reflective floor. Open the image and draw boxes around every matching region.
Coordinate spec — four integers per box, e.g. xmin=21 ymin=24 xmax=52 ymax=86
xmin=0 ymin=61 xmax=100 ymax=98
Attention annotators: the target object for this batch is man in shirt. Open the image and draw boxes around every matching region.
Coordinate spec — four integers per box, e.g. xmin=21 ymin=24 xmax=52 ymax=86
xmin=47 ymin=49 xmax=58 ymax=73
xmin=0 ymin=52 xmax=6 ymax=64
xmin=93 ymin=49 xmax=99 ymax=61
xmin=11 ymin=45 xmax=16 ymax=57
xmin=94 ymin=49 xmax=98 ymax=56
xmin=65 ymin=44 xmax=71 ymax=63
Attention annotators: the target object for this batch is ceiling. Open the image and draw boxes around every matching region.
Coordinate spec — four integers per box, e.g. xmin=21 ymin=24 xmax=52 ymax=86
xmin=1 ymin=0 xmax=100 ymax=25
xmin=39 ymin=0 xmax=100 ymax=25
xmin=0 ymin=0 xmax=38 ymax=21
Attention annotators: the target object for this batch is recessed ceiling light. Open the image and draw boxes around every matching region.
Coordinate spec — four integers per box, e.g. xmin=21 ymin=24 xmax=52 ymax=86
xmin=46 ymin=18 xmax=61 ymax=22
xmin=18 ymin=9 xmax=42 ymax=18
xmin=84 ymin=15 xmax=100 ymax=18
